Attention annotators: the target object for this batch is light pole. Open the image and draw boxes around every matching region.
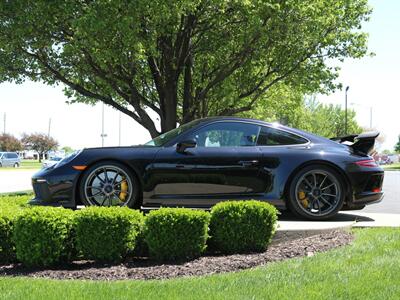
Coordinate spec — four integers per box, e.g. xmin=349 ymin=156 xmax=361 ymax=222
xmin=3 ymin=112 xmax=6 ymax=134
xmin=345 ymin=86 xmax=349 ymax=135
xmin=100 ymin=103 xmax=107 ymax=147
xmin=118 ymin=111 xmax=121 ymax=146
xmin=48 ymin=118 xmax=52 ymax=137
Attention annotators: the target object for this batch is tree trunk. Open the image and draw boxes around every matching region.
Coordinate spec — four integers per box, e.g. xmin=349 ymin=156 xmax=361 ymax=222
xmin=161 ymin=79 xmax=178 ymax=133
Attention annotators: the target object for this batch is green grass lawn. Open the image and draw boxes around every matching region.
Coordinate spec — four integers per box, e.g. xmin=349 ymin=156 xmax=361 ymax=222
xmin=0 ymin=221 xmax=399 ymax=299
xmin=1 ymin=195 xmax=399 ymax=299
xmin=383 ymin=163 xmax=400 ymax=171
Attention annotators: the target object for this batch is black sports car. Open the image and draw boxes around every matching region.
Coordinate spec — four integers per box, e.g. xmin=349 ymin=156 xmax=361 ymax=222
xmin=30 ymin=117 xmax=384 ymax=220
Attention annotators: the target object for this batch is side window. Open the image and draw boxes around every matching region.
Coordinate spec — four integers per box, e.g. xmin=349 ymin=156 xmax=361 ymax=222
xmin=188 ymin=122 xmax=261 ymax=147
xmin=257 ymin=126 xmax=308 ymax=146
xmin=10 ymin=153 xmax=18 ymax=159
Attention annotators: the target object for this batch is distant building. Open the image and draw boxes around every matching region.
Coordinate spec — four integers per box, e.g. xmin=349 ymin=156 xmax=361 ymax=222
xmin=21 ymin=149 xmax=65 ymax=160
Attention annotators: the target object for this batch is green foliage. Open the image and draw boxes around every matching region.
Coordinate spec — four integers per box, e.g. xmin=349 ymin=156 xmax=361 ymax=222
xmin=210 ymin=200 xmax=278 ymax=253
xmin=299 ymin=98 xmax=363 ymax=137
xmin=0 ymin=0 xmax=372 ymax=137
xmin=13 ymin=207 xmax=74 ymax=267
xmin=144 ymin=208 xmax=210 ymax=261
xmin=61 ymin=146 xmax=74 ymax=154
xmin=21 ymin=133 xmax=58 ymax=162
xmin=0 ymin=194 xmax=31 ymax=209
xmin=74 ymin=207 xmax=144 ymax=262
xmin=243 ymin=87 xmax=363 ymax=138
xmin=395 ymin=135 xmax=400 ymax=153
xmin=0 ymin=133 xmax=23 ymax=152
xmin=0 ymin=209 xmax=23 ymax=263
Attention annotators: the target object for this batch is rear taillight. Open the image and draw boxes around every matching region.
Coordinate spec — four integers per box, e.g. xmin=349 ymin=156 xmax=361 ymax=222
xmin=354 ymin=159 xmax=378 ymax=168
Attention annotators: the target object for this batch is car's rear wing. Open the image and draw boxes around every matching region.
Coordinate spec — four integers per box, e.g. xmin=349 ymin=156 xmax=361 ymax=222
xmin=330 ymin=131 xmax=379 ymax=155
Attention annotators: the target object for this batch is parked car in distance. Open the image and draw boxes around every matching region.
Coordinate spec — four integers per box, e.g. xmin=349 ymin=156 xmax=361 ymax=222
xmin=30 ymin=117 xmax=384 ymax=221
xmin=0 ymin=152 xmax=21 ymax=168
xmin=42 ymin=157 xmax=63 ymax=169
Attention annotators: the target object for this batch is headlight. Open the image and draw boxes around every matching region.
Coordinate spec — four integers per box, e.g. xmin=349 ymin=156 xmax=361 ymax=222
xmin=54 ymin=150 xmax=83 ymax=168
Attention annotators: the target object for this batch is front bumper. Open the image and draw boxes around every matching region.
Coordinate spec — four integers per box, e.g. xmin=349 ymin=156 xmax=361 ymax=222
xmin=29 ymin=167 xmax=79 ymax=208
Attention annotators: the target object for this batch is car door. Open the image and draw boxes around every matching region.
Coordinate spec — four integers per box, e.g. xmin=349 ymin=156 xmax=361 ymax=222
xmin=4 ymin=153 xmax=12 ymax=167
xmin=147 ymin=121 xmax=267 ymax=207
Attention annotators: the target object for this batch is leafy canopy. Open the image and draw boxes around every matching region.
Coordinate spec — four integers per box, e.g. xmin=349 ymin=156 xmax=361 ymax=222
xmin=0 ymin=133 xmax=23 ymax=152
xmin=0 ymin=0 xmax=371 ymax=137
xmin=21 ymin=133 xmax=58 ymax=161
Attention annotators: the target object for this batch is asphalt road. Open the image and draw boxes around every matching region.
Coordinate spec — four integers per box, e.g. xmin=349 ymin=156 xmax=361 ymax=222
xmin=0 ymin=169 xmax=38 ymax=194
xmin=0 ymin=169 xmax=398 ymax=214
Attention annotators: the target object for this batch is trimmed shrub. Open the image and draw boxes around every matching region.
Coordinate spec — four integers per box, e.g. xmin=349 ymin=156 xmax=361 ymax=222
xmin=0 ymin=209 xmax=21 ymax=263
xmin=0 ymin=194 xmax=30 ymax=263
xmin=210 ymin=200 xmax=278 ymax=253
xmin=74 ymin=207 xmax=144 ymax=262
xmin=0 ymin=195 xmax=31 ymax=209
xmin=144 ymin=208 xmax=210 ymax=261
xmin=13 ymin=207 xmax=74 ymax=267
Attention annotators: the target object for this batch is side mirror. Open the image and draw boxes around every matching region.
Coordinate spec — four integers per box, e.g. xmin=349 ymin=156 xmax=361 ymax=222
xmin=176 ymin=139 xmax=197 ymax=153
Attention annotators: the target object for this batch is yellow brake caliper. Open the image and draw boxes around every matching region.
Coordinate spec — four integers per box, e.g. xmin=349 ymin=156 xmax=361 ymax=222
xmin=298 ymin=190 xmax=309 ymax=208
xmin=119 ymin=178 xmax=128 ymax=201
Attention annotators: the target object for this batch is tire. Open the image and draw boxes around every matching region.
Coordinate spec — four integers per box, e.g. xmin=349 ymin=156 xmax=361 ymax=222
xmin=79 ymin=161 xmax=140 ymax=208
xmin=287 ymin=165 xmax=345 ymax=220
xmin=14 ymin=163 xmax=20 ymax=168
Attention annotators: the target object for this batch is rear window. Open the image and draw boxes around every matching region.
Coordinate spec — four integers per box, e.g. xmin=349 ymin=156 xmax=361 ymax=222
xmin=7 ymin=153 xmax=19 ymax=159
xmin=257 ymin=127 xmax=308 ymax=146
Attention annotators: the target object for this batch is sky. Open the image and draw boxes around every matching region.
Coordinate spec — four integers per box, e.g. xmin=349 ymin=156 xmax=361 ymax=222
xmin=0 ymin=0 xmax=399 ymax=151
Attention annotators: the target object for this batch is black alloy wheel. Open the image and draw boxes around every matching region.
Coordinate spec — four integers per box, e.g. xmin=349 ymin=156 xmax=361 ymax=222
xmin=288 ymin=165 xmax=345 ymax=220
xmin=79 ymin=161 xmax=139 ymax=208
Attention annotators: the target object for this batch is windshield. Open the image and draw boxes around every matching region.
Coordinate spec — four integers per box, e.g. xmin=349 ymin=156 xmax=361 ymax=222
xmin=145 ymin=120 xmax=202 ymax=147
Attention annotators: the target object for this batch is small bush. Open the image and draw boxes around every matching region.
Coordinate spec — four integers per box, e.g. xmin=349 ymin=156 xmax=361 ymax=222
xmin=74 ymin=207 xmax=144 ymax=262
xmin=0 ymin=209 xmax=21 ymax=263
xmin=210 ymin=200 xmax=278 ymax=253
xmin=144 ymin=208 xmax=210 ymax=261
xmin=0 ymin=194 xmax=31 ymax=209
xmin=13 ymin=207 xmax=74 ymax=267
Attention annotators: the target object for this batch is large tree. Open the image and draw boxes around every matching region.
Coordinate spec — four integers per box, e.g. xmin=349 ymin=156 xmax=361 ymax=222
xmin=0 ymin=0 xmax=371 ymax=137
xmin=21 ymin=133 xmax=58 ymax=162
xmin=244 ymin=92 xmax=363 ymax=138
xmin=0 ymin=133 xmax=23 ymax=152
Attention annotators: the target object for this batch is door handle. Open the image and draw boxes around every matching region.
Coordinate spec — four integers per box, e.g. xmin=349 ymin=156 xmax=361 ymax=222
xmin=239 ymin=160 xmax=259 ymax=167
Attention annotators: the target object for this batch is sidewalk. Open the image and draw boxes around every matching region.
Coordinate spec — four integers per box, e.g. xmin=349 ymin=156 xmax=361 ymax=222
xmin=277 ymin=211 xmax=400 ymax=232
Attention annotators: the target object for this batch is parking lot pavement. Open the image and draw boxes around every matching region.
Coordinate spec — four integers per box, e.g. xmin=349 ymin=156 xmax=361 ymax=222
xmin=0 ymin=169 xmax=38 ymax=193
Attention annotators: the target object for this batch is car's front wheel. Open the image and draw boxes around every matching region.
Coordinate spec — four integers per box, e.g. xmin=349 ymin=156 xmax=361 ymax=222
xmin=287 ymin=165 xmax=345 ymax=220
xmin=79 ymin=161 xmax=140 ymax=208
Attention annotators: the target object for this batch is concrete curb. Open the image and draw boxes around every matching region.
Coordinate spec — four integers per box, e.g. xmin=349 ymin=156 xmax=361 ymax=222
xmin=276 ymin=212 xmax=400 ymax=239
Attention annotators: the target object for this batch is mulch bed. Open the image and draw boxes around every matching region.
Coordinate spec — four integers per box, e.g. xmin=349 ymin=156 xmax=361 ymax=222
xmin=0 ymin=230 xmax=353 ymax=281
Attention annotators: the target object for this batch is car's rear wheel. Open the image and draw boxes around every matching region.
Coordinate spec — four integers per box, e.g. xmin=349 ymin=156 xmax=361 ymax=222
xmin=79 ymin=161 xmax=140 ymax=208
xmin=287 ymin=165 xmax=345 ymax=220
xmin=14 ymin=163 xmax=19 ymax=168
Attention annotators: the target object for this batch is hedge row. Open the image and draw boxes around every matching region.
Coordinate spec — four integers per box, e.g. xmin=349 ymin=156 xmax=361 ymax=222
xmin=0 ymin=201 xmax=277 ymax=266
